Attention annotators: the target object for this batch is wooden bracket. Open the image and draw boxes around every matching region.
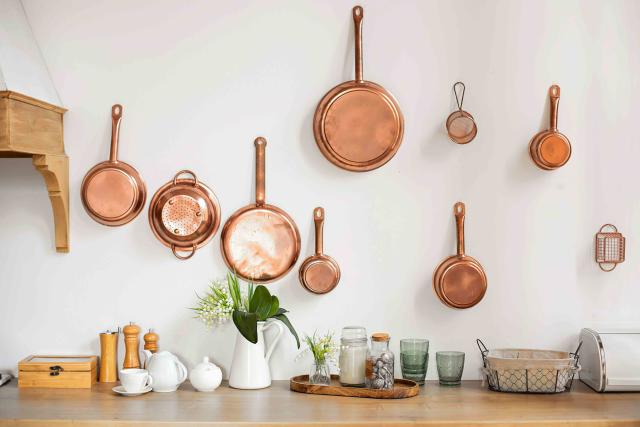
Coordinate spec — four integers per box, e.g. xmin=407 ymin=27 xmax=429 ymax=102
xmin=32 ymin=154 xmax=69 ymax=252
xmin=1 ymin=91 xmax=69 ymax=253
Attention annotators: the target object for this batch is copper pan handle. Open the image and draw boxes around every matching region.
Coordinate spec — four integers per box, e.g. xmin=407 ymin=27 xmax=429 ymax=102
xmin=172 ymin=244 xmax=196 ymax=260
xmin=254 ymin=137 xmax=267 ymax=206
xmin=173 ymin=170 xmax=198 ymax=187
xmin=353 ymin=6 xmax=363 ymax=83
xmin=454 ymin=202 xmax=465 ymax=256
xmin=549 ymin=85 xmax=560 ymax=131
xmin=110 ymin=104 xmax=123 ymax=162
xmin=313 ymin=207 xmax=324 ymax=255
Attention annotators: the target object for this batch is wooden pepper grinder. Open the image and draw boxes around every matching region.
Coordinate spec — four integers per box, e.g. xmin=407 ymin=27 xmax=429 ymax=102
xmin=99 ymin=328 xmax=119 ymax=382
xmin=144 ymin=329 xmax=159 ymax=354
xmin=122 ymin=322 xmax=141 ymax=369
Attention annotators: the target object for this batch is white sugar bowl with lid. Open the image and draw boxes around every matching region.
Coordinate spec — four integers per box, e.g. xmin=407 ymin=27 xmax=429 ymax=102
xmin=189 ymin=357 xmax=222 ymax=392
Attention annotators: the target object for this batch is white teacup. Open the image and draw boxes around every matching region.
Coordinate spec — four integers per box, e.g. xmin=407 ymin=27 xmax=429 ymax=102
xmin=120 ymin=369 xmax=152 ymax=393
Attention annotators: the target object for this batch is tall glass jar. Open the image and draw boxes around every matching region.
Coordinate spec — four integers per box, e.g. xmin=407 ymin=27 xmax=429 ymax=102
xmin=338 ymin=326 xmax=368 ymax=387
xmin=365 ymin=333 xmax=394 ymax=390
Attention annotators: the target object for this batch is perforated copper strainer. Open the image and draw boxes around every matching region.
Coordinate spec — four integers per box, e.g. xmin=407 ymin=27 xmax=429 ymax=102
xmin=446 ymin=82 xmax=477 ymax=144
xmin=149 ymin=170 xmax=221 ymax=260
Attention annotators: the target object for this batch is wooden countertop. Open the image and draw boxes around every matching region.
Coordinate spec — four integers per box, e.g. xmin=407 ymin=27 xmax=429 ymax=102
xmin=0 ymin=379 xmax=638 ymax=426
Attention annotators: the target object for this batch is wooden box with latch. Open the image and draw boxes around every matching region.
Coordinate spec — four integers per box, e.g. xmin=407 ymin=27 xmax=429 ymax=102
xmin=18 ymin=355 xmax=98 ymax=388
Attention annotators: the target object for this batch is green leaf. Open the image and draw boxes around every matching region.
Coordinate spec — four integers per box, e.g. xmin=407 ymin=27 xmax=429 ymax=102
xmin=267 ymin=295 xmax=280 ymax=318
xmin=250 ymin=285 xmax=274 ymax=321
xmin=274 ymin=307 xmax=288 ymax=316
xmin=232 ymin=310 xmax=258 ymax=344
xmin=273 ymin=313 xmax=300 ymax=348
xmin=227 ymin=271 xmax=242 ymax=310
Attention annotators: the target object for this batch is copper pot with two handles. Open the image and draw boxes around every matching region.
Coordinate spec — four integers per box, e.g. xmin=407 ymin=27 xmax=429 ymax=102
xmin=149 ymin=170 xmax=221 ymax=260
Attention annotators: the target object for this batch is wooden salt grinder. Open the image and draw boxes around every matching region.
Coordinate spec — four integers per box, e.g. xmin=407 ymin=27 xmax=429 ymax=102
xmin=122 ymin=322 xmax=141 ymax=369
xmin=144 ymin=329 xmax=159 ymax=353
xmin=99 ymin=329 xmax=119 ymax=382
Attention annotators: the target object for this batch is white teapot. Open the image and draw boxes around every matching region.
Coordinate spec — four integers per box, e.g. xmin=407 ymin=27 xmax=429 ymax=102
xmin=143 ymin=350 xmax=187 ymax=392
xmin=189 ymin=356 xmax=222 ymax=392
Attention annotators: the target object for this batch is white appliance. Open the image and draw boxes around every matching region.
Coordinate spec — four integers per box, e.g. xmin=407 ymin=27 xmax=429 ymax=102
xmin=579 ymin=328 xmax=640 ymax=392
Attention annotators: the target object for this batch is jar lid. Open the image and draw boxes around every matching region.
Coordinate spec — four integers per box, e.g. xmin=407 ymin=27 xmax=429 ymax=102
xmin=371 ymin=333 xmax=390 ymax=342
xmin=341 ymin=326 xmax=367 ymax=341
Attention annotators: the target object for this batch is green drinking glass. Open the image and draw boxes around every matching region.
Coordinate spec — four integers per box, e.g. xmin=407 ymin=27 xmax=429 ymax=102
xmin=436 ymin=351 xmax=465 ymax=386
xmin=400 ymin=339 xmax=429 ymax=385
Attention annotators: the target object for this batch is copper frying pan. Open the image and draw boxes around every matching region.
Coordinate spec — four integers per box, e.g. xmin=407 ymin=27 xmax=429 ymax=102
xmin=299 ymin=207 xmax=341 ymax=294
xmin=433 ymin=202 xmax=487 ymax=309
xmin=529 ymin=85 xmax=571 ymax=170
xmin=81 ymin=104 xmax=146 ymax=226
xmin=313 ymin=6 xmax=404 ymax=172
xmin=220 ymin=137 xmax=301 ymax=283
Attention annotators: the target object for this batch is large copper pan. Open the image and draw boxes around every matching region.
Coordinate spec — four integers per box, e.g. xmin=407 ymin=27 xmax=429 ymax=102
xmin=220 ymin=137 xmax=301 ymax=283
xmin=529 ymin=85 xmax=571 ymax=170
xmin=313 ymin=6 xmax=404 ymax=172
xmin=81 ymin=104 xmax=146 ymax=226
xmin=148 ymin=170 xmax=221 ymax=260
xmin=299 ymin=207 xmax=341 ymax=294
xmin=433 ymin=202 xmax=487 ymax=309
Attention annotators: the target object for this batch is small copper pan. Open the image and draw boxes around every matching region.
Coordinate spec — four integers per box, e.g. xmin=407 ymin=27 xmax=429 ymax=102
xmin=81 ymin=104 xmax=146 ymax=226
xmin=149 ymin=170 xmax=221 ymax=260
xmin=220 ymin=137 xmax=301 ymax=283
xmin=313 ymin=6 xmax=404 ymax=172
xmin=433 ymin=202 xmax=487 ymax=309
xmin=529 ymin=85 xmax=571 ymax=170
xmin=299 ymin=207 xmax=341 ymax=294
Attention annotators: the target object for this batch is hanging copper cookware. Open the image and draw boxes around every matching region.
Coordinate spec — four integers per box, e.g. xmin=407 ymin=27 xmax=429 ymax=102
xmin=433 ymin=202 xmax=487 ymax=309
xmin=313 ymin=5 xmax=404 ymax=172
xmin=220 ymin=137 xmax=301 ymax=283
xmin=81 ymin=104 xmax=146 ymax=226
xmin=299 ymin=207 xmax=341 ymax=294
xmin=149 ymin=170 xmax=221 ymax=260
xmin=446 ymin=82 xmax=477 ymax=144
xmin=529 ymin=85 xmax=571 ymax=170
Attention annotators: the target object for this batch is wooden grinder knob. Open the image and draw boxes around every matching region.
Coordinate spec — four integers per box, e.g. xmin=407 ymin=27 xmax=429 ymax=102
xmin=123 ymin=322 xmax=141 ymax=369
xmin=144 ymin=329 xmax=159 ymax=353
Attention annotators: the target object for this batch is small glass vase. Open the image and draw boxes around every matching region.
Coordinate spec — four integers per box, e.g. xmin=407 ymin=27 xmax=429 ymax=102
xmin=309 ymin=361 xmax=331 ymax=385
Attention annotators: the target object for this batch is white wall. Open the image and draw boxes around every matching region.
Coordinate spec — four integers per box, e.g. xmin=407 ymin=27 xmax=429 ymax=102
xmin=0 ymin=0 xmax=60 ymax=105
xmin=1 ymin=0 xmax=639 ymax=381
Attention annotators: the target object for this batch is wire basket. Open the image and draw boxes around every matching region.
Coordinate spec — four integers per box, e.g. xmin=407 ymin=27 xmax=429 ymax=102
xmin=477 ymin=339 xmax=581 ymax=394
xmin=595 ymin=224 xmax=625 ymax=271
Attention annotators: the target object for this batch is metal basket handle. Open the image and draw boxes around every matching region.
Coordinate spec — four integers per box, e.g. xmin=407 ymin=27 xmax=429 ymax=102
xmin=476 ymin=338 xmax=489 ymax=361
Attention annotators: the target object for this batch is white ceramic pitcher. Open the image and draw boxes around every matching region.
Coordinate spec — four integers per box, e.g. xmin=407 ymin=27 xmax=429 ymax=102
xmin=228 ymin=320 xmax=284 ymax=389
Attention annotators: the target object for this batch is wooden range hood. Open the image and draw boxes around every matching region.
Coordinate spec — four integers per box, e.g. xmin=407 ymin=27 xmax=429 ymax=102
xmin=0 ymin=91 xmax=68 ymax=252
xmin=0 ymin=0 xmax=69 ymax=252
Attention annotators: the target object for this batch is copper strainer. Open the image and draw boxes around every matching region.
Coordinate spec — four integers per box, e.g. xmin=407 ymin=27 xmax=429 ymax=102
xmin=446 ymin=82 xmax=477 ymax=144
xmin=149 ymin=170 xmax=221 ymax=260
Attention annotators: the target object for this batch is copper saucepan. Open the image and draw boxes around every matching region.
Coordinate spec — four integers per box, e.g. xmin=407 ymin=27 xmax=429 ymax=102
xmin=220 ymin=137 xmax=301 ymax=283
xmin=299 ymin=207 xmax=341 ymax=294
xmin=433 ymin=202 xmax=487 ymax=309
xmin=529 ymin=85 xmax=571 ymax=170
xmin=148 ymin=170 xmax=221 ymax=260
xmin=81 ymin=104 xmax=146 ymax=226
xmin=313 ymin=5 xmax=404 ymax=172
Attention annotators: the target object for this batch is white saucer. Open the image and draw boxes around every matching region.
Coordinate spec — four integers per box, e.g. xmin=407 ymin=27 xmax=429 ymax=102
xmin=112 ymin=385 xmax=152 ymax=396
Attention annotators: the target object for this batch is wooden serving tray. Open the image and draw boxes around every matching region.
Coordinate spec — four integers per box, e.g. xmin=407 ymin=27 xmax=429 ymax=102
xmin=290 ymin=375 xmax=419 ymax=399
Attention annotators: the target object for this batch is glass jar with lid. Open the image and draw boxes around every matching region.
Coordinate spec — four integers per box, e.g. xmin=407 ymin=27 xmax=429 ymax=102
xmin=338 ymin=326 xmax=368 ymax=387
xmin=365 ymin=333 xmax=394 ymax=390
